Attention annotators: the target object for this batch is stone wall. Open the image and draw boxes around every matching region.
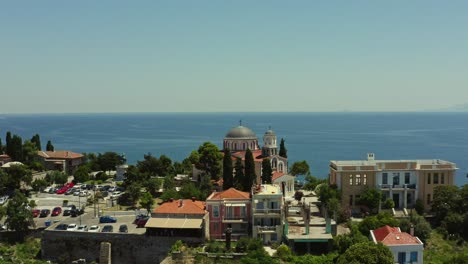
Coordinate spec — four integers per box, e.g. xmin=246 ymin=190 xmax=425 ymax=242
xmin=41 ymin=231 xmax=202 ymax=264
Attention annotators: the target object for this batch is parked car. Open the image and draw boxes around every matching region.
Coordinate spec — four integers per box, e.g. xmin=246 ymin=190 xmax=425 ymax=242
xmin=99 ymin=216 xmax=117 ymax=223
xmin=110 ymin=191 xmax=122 ymax=199
xmin=77 ymin=225 xmax=88 ymax=232
xmin=48 ymin=187 xmax=58 ymax=194
xmin=56 ymin=187 xmax=68 ymax=194
xmin=70 ymin=208 xmax=84 ymax=217
xmin=40 ymin=209 xmax=51 ymax=217
xmin=63 ymin=209 xmax=71 ymax=216
xmin=66 ymin=223 xmax=78 ymax=231
xmin=51 ymin=207 xmax=62 ymax=216
xmin=79 ymin=190 xmax=90 ymax=197
xmin=119 ymin=224 xmax=128 ymax=233
xmin=101 ymin=225 xmax=113 ymax=233
xmin=43 ymin=186 xmax=52 ymax=193
xmin=88 ymin=225 xmax=100 ymax=232
xmin=54 ymin=223 xmax=68 ymax=231
xmin=73 ymin=190 xmax=81 ymax=196
xmin=136 ymin=216 xmax=149 ymax=228
xmin=32 ymin=209 xmax=41 ymax=218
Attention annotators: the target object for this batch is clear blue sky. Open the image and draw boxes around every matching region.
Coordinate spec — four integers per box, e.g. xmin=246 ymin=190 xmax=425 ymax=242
xmin=1 ymin=1 xmax=467 ymax=113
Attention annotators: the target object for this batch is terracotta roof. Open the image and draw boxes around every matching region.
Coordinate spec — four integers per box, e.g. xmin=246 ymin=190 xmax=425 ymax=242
xmin=207 ymin=188 xmax=250 ymax=200
xmin=154 ymin=199 xmax=206 ymax=215
xmin=272 ymin=172 xmax=285 ymax=181
xmin=231 ymin=149 xmax=264 ymax=162
xmin=371 ymin=225 xmax=423 ymax=246
xmin=37 ymin=151 xmax=84 ymax=159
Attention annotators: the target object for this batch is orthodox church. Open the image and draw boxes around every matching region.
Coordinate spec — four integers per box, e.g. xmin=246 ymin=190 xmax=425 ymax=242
xmin=223 ymin=123 xmax=294 ymax=196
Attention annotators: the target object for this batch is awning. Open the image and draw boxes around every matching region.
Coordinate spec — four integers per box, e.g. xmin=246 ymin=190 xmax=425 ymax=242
xmin=145 ymin=217 xmax=203 ymax=229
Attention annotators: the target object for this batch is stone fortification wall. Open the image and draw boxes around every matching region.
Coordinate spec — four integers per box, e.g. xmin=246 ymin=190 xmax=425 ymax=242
xmin=41 ymin=231 xmax=202 ymax=264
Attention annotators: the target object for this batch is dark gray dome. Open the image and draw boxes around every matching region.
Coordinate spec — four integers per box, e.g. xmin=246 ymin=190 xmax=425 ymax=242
xmin=225 ymin=126 xmax=257 ymax=139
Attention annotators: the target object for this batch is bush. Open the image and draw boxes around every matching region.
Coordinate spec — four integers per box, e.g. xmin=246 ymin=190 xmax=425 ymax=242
xmin=170 ymin=240 xmax=184 ymax=253
xmin=383 ymin=198 xmax=395 ymax=209
xmin=275 ymin=244 xmax=293 ymax=261
xmin=415 ymin=199 xmax=425 ymax=215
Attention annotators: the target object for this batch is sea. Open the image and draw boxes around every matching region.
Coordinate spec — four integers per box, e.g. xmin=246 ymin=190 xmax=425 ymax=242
xmin=0 ymin=112 xmax=467 ymax=186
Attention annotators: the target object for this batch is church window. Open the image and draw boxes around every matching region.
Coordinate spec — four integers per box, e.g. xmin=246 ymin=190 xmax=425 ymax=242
xmin=363 ymin=174 xmax=367 ymax=185
xmin=356 ymin=174 xmax=361 ymax=185
xmin=349 ymin=175 xmax=353 ymax=185
xmin=279 ymin=163 xmax=283 ymax=172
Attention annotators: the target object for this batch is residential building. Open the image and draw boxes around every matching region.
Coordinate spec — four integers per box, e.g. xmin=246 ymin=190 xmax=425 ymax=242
xmin=36 ymin=150 xmax=84 ymax=175
xmin=272 ymin=172 xmax=295 ymax=197
xmin=206 ymin=188 xmax=251 ymax=240
xmin=145 ymin=198 xmax=209 ymax=240
xmin=251 ymin=184 xmax=283 ymax=244
xmin=329 ymin=153 xmax=457 ymax=211
xmin=371 ymin=225 xmax=424 ymax=264
xmin=0 ymin=154 xmax=12 ymax=166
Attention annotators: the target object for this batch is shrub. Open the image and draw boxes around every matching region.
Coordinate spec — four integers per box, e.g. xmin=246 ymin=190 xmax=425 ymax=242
xmin=415 ymin=199 xmax=425 ymax=215
xmin=383 ymin=198 xmax=395 ymax=209
xmin=275 ymin=244 xmax=293 ymax=261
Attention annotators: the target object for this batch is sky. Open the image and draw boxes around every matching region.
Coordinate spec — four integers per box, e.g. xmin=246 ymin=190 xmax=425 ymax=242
xmin=1 ymin=1 xmax=468 ymax=113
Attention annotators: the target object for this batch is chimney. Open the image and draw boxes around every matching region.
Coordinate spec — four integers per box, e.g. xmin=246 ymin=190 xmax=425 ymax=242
xmin=191 ymin=196 xmax=196 ymax=202
xmin=367 ymin=153 xmax=375 ymax=161
xmin=410 ymin=225 xmax=414 ymax=236
xmin=179 ymin=199 xmax=184 ymax=207
xmin=169 ymin=198 xmax=174 ymax=202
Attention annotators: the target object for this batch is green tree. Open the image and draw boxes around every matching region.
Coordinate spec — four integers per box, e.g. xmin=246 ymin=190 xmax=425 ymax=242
xmin=303 ymin=174 xmax=325 ymax=190
xmin=242 ymin=149 xmax=256 ymax=192
xmin=5 ymin=131 xmax=12 ymax=156
xmin=139 ymin=192 xmax=154 ymax=215
xmin=163 ymin=175 xmax=175 ymax=190
xmin=279 ymin=138 xmax=287 ymax=158
xmin=143 ymin=177 xmax=163 ymax=197
xmin=337 ymin=241 xmax=394 ymax=264
xmin=97 ymin=152 xmax=124 ymax=173
xmin=31 ymin=134 xmax=41 ymax=151
xmin=275 ymin=244 xmax=293 ymax=261
xmin=22 ymin=140 xmax=38 ymax=165
xmin=158 ymin=154 xmax=174 ymax=176
xmin=431 ymin=185 xmax=461 ymax=224
xmin=290 ymin=160 xmax=310 ymax=176
xmin=28 ymin=161 xmax=45 ymax=172
xmin=3 ymin=164 xmax=33 ymax=190
xmin=415 ymin=199 xmax=425 ymax=215
xmin=357 ymin=187 xmax=382 ymax=213
xmin=126 ymin=183 xmax=142 ymax=206
xmin=198 ymin=174 xmax=214 ymax=200
xmin=358 ymin=212 xmax=399 ymax=236
xmin=317 ymin=184 xmax=340 ymax=206
xmin=0 ymin=137 xmax=3 ymax=154
xmin=123 ymin=165 xmax=149 ymax=187
xmin=261 ymin=158 xmax=272 ymax=184
xmin=45 ymin=170 xmax=68 ymax=185
xmin=333 ymin=223 xmax=368 ymax=254
xmin=196 ymin=142 xmax=222 ymax=180
xmin=399 ymin=213 xmax=432 ymax=244
xmin=179 ymin=182 xmax=202 ymax=200
xmin=10 ymin=135 xmax=23 ymax=161
xmin=46 ymin=140 xmax=54 ymax=151
xmin=5 ymin=191 xmax=36 ymax=241
xmin=73 ymin=165 xmax=91 ymax=183
xmin=233 ymin=157 xmax=244 ymax=190
xmin=222 ymin=148 xmax=234 ymax=190
xmin=137 ymin=153 xmax=160 ymax=175
xmin=160 ymin=188 xmax=180 ymax=202
xmin=383 ymin=198 xmax=395 ymax=209
xmin=31 ymin=178 xmax=48 ymax=192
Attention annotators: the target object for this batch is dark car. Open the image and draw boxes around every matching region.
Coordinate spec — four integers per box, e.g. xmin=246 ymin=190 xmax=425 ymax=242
xmin=63 ymin=209 xmax=71 ymax=216
xmin=99 ymin=216 xmax=117 ymax=223
xmin=39 ymin=209 xmax=50 ymax=217
xmin=119 ymin=224 xmax=128 ymax=233
xmin=70 ymin=208 xmax=84 ymax=217
xmin=54 ymin=223 xmax=68 ymax=231
xmin=51 ymin=207 xmax=62 ymax=216
xmin=136 ymin=216 xmax=149 ymax=228
xmin=101 ymin=225 xmax=113 ymax=233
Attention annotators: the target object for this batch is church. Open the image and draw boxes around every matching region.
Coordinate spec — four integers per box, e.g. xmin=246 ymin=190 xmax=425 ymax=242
xmin=223 ymin=123 xmax=294 ymax=196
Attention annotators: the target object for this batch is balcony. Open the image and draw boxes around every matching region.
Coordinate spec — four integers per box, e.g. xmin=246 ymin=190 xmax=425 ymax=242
xmin=256 ymin=225 xmax=280 ymax=234
xmin=253 ymin=208 xmax=281 ymax=216
xmin=222 ymin=216 xmax=249 ymax=223
xmin=379 ymin=184 xmax=416 ymax=190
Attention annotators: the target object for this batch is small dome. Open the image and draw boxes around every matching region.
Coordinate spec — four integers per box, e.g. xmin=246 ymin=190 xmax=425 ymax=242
xmin=264 ymin=129 xmax=275 ymax=135
xmin=225 ymin=126 xmax=257 ymax=139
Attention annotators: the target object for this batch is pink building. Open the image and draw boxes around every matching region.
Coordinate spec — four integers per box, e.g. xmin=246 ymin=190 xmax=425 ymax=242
xmin=206 ymin=188 xmax=251 ymax=240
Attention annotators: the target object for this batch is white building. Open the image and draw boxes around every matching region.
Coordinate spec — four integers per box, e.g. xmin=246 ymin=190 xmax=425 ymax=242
xmin=251 ymin=184 xmax=284 ymax=244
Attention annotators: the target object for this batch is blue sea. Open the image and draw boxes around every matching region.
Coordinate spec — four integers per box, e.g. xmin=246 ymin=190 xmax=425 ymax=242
xmin=0 ymin=112 xmax=467 ymax=186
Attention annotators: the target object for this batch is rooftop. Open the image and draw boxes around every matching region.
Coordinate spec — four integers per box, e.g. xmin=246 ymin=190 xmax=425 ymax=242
xmin=207 ymin=188 xmax=250 ymax=200
xmin=253 ymin=184 xmax=282 ymax=195
xmin=232 ymin=149 xmax=264 ymax=162
xmin=225 ymin=125 xmax=257 ymax=139
xmin=371 ymin=225 xmax=423 ymax=246
xmin=37 ymin=150 xmax=84 ymax=159
xmin=154 ymin=199 xmax=206 ymax=215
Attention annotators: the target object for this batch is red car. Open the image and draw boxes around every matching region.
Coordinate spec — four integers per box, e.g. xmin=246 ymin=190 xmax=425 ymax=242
xmin=56 ymin=187 xmax=69 ymax=194
xmin=52 ymin=207 xmax=62 ymax=216
xmin=32 ymin=209 xmax=40 ymax=218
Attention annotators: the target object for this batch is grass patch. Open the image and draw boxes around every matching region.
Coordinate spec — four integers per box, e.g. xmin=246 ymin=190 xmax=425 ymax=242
xmin=0 ymin=238 xmax=48 ymax=263
xmin=424 ymin=230 xmax=468 ymax=264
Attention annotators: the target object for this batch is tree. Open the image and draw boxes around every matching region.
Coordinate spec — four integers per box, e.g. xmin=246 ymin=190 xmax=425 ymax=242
xmin=73 ymin=165 xmax=91 ymax=183
xmin=143 ymin=177 xmax=163 ymax=197
xmin=158 ymin=155 xmax=174 ymax=176
xmin=275 ymin=244 xmax=293 ymax=261
xmin=10 ymin=135 xmax=23 ymax=161
xmin=242 ymin=149 xmax=256 ymax=192
xmin=137 ymin=153 xmax=160 ymax=176
xmin=0 ymin=137 xmax=3 ymax=154
xmin=431 ymin=185 xmax=461 ymax=224
xmin=303 ymin=174 xmax=325 ymax=190
xmin=357 ymin=187 xmax=382 ymax=213
xmin=3 ymin=164 xmax=33 ymax=190
xmin=45 ymin=171 xmax=68 ymax=185
xmin=5 ymin=191 xmax=36 ymax=241
xmin=31 ymin=178 xmax=48 ymax=192
xmin=317 ymin=184 xmax=340 ymax=205
xmin=179 ymin=182 xmax=202 ymax=200
xmin=399 ymin=213 xmax=432 ymax=244
xmin=261 ymin=158 xmax=272 ymax=184
xmin=46 ymin=140 xmax=54 ymax=151
xmin=5 ymin=131 xmax=12 ymax=156
xmin=290 ymin=160 xmax=310 ymax=176
xmin=383 ymin=198 xmax=395 ymax=209
xmin=31 ymin=134 xmax=41 ymax=151
xmin=233 ymin=157 xmax=244 ymax=190
xmin=123 ymin=165 xmax=149 ymax=187
xmin=160 ymin=188 xmax=180 ymax=202
xmin=198 ymin=173 xmax=214 ymax=200
xmin=97 ymin=152 xmax=124 ymax=173
xmin=279 ymin=138 xmax=287 ymax=158
xmin=126 ymin=183 xmax=142 ymax=206
xmin=358 ymin=212 xmax=399 ymax=236
xmin=22 ymin=140 xmax=38 ymax=165
xmin=222 ymin=148 xmax=234 ymax=190
xmin=196 ymin=142 xmax=222 ymax=180
xmin=415 ymin=199 xmax=425 ymax=215
xmin=139 ymin=192 xmax=154 ymax=215
xmin=337 ymin=241 xmax=394 ymax=264
xmin=333 ymin=223 xmax=368 ymax=254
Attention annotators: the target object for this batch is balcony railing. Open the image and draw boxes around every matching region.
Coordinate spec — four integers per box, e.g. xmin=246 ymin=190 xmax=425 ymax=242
xmin=256 ymin=225 xmax=279 ymax=233
xmin=254 ymin=209 xmax=281 ymax=214
xmin=223 ymin=216 xmax=248 ymax=222
xmin=379 ymin=184 xmax=416 ymax=189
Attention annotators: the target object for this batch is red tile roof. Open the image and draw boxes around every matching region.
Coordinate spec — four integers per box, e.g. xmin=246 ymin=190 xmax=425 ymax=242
xmin=154 ymin=199 xmax=206 ymax=215
xmin=37 ymin=151 xmax=84 ymax=159
xmin=207 ymin=188 xmax=250 ymax=200
xmin=272 ymin=172 xmax=285 ymax=181
xmin=371 ymin=225 xmax=423 ymax=246
xmin=231 ymin=149 xmax=264 ymax=162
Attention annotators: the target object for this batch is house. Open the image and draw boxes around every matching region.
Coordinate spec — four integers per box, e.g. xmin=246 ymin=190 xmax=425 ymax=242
xmin=272 ymin=172 xmax=295 ymax=198
xmin=145 ymin=198 xmax=209 ymax=241
xmin=36 ymin=150 xmax=84 ymax=175
xmin=206 ymin=188 xmax=251 ymax=240
xmin=251 ymin=184 xmax=284 ymax=244
xmin=329 ymin=153 xmax=457 ymax=211
xmin=371 ymin=225 xmax=424 ymax=264
xmin=0 ymin=154 xmax=12 ymax=166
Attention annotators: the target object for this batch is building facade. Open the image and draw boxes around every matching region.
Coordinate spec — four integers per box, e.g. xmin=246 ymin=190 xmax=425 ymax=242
xmin=329 ymin=153 xmax=457 ymax=211
xmin=206 ymin=188 xmax=251 ymax=240
xmin=36 ymin=150 xmax=84 ymax=175
xmin=251 ymin=184 xmax=284 ymax=244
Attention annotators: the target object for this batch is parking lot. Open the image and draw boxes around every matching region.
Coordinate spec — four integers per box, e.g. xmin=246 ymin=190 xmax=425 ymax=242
xmin=31 ymin=192 xmax=146 ymax=234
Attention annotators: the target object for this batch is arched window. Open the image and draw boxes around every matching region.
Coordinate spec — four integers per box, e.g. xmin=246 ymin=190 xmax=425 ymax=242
xmin=349 ymin=175 xmax=354 ymax=185
xmin=356 ymin=174 xmax=361 ymax=185
xmin=279 ymin=163 xmax=283 ymax=172
xmin=272 ymin=158 xmax=277 ymax=169
xmin=363 ymin=174 xmax=367 ymax=185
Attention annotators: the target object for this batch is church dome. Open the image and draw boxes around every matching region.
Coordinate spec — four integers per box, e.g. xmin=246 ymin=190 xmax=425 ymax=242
xmin=225 ymin=126 xmax=257 ymax=139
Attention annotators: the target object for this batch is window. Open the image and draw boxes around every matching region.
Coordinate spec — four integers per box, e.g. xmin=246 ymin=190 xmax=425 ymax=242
xmin=363 ymin=174 xmax=367 ymax=185
xmin=427 ymin=194 xmax=431 ymax=204
xmin=349 ymin=195 xmax=353 ymax=206
xmin=349 ymin=175 xmax=353 ymax=185
xmin=427 ymin=173 xmax=431 ymax=184
xmin=398 ymin=252 xmax=406 ymax=264
xmin=393 ymin=173 xmax=400 ymax=185
xmin=407 ymin=193 xmax=412 ymax=206
xmin=410 ymin=251 xmax=418 ymax=262
xmin=433 ymin=173 xmax=439 ymax=184
xmin=356 ymin=174 xmax=361 ymax=185
xmin=441 ymin=173 xmax=445 ymax=184
xmin=214 ymin=223 xmax=219 ymax=232
xmin=240 ymin=206 xmax=246 ymax=217
xmin=213 ymin=206 xmax=219 ymax=217
xmin=405 ymin=172 xmax=410 ymax=184
xmin=382 ymin=173 xmax=388 ymax=184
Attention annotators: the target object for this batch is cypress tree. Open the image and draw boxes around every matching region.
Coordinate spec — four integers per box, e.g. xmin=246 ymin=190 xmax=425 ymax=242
xmin=222 ymin=148 xmax=233 ymax=190
xmin=0 ymin=138 xmax=3 ymax=154
xmin=46 ymin=140 xmax=54 ymax=151
xmin=6 ymin=131 xmax=12 ymax=156
xmin=10 ymin=135 xmax=23 ymax=161
xmin=261 ymin=158 xmax=273 ymax=184
xmin=31 ymin=134 xmax=41 ymax=151
xmin=233 ymin=157 xmax=244 ymax=190
xmin=243 ymin=149 xmax=256 ymax=192
xmin=279 ymin=138 xmax=287 ymax=158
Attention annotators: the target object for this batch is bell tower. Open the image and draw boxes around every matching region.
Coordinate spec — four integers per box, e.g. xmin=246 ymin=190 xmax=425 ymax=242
xmin=262 ymin=127 xmax=277 ymax=157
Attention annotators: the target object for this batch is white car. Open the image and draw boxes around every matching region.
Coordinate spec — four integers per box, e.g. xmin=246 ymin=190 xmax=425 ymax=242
xmin=66 ymin=223 xmax=78 ymax=231
xmin=79 ymin=190 xmax=90 ymax=197
xmin=88 ymin=225 xmax=100 ymax=232
xmin=110 ymin=191 xmax=122 ymax=199
xmin=77 ymin=225 xmax=88 ymax=232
